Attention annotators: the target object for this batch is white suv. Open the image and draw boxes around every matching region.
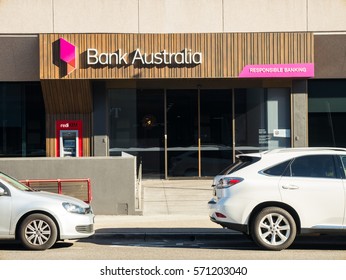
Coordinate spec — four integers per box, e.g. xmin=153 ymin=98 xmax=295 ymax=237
xmin=208 ymin=148 xmax=346 ymax=250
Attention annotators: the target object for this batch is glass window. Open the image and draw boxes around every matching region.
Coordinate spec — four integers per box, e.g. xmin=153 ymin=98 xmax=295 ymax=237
xmin=107 ymin=86 xmax=292 ymax=179
xmin=262 ymin=160 xmax=291 ymax=176
xmin=167 ymin=90 xmax=198 ymax=177
xmin=109 ymin=89 xmax=165 ymax=178
xmin=308 ymin=80 xmax=346 ymax=147
xmin=339 ymin=156 xmax=346 ymax=177
xmin=235 ymin=88 xmax=291 ymax=154
xmin=0 ymin=83 xmax=45 ymax=157
xmin=287 ymin=155 xmax=336 ymax=178
xmin=200 ymin=90 xmax=233 ymax=176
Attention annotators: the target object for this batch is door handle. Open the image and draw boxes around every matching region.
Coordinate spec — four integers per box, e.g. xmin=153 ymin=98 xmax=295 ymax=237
xmin=282 ymin=185 xmax=299 ymax=190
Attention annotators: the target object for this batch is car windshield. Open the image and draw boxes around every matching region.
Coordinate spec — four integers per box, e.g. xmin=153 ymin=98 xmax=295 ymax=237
xmin=0 ymin=173 xmax=34 ymax=191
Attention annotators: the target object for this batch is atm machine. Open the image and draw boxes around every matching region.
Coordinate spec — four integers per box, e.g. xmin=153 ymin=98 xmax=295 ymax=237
xmin=60 ymin=130 xmax=78 ymax=157
xmin=56 ymin=120 xmax=83 ymax=157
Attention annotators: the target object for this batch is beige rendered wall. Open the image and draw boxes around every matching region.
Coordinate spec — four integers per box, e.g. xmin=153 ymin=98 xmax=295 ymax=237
xmin=138 ymin=0 xmax=223 ymax=33
xmin=0 ymin=0 xmax=53 ymax=33
xmin=53 ymin=0 xmax=139 ymax=33
xmin=308 ymin=0 xmax=346 ymax=32
xmin=0 ymin=0 xmax=346 ymax=33
xmin=224 ymin=0 xmax=308 ymax=32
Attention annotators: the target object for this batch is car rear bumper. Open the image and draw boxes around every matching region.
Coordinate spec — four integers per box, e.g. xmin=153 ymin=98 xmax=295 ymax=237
xmin=208 ymin=198 xmax=248 ymax=234
xmin=209 ymin=216 xmax=248 ymax=234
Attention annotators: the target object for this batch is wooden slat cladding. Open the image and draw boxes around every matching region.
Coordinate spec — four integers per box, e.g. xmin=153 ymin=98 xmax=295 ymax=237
xmin=41 ymin=80 xmax=92 ymax=157
xmin=40 ymin=33 xmax=314 ymax=80
xmin=40 ymin=80 xmax=92 ymax=113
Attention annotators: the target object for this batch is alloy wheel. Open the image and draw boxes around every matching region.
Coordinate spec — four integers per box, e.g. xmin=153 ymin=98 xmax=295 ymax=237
xmin=25 ymin=219 xmax=52 ymax=246
xmin=258 ymin=213 xmax=291 ymax=246
xmin=251 ymin=207 xmax=296 ymax=250
xmin=19 ymin=213 xmax=57 ymax=250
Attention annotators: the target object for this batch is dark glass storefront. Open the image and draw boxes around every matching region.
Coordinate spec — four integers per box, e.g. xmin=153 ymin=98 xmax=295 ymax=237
xmin=0 ymin=83 xmax=46 ymax=157
xmin=167 ymin=90 xmax=233 ymax=177
xmin=109 ymin=87 xmax=291 ymax=178
xmin=308 ymin=79 xmax=346 ymax=147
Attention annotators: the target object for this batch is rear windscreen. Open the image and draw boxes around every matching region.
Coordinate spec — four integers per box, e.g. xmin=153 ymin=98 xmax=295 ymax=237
xmin=219 ymin=156 xmax=260 ymax=175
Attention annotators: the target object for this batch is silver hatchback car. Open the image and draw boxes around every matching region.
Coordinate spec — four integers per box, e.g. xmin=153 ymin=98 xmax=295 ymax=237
xmin=0 ymin=172 xmax=95 ymax=250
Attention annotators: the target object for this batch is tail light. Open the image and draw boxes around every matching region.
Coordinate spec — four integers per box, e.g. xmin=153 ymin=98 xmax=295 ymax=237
xmin=215 ymin=212 xmax=227 ymax=218
xmin=217 ymin=177 xmax=243 ymax=189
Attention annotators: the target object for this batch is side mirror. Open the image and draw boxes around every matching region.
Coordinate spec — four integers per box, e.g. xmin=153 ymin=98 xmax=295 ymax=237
xmin=0 ymin=187 xmax=5 ymax=196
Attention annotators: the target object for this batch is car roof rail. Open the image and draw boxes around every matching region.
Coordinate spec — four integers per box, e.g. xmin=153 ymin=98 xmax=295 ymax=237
xmin=266 ymin=147 xmax=346 ymax=153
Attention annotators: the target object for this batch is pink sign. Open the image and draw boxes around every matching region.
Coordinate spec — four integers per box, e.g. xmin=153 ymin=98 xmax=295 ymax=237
xmin=239 ymin=63 xmax=314 ymax=78
xmin=59 ymin=38 xmax=77 ymax=75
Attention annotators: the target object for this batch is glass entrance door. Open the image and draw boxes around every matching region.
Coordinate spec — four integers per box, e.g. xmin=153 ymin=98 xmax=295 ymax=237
xmin=166 ymin=90 xmax=198 ymax=177
xmin=109 ymin=89 xmax=165 ymax=178
xmin=166 ymin=89 xmax=234 ymax=177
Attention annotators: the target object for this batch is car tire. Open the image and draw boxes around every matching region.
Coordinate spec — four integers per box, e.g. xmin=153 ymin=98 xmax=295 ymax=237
xmin=19 ymin=213 xmax=58 ymax=250
xmin=251 ymin=207 xmax=296 ymax=251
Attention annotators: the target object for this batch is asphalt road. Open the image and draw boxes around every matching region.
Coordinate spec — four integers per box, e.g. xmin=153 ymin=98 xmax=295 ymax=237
xmin=1 ymin=234 xmax=346 ymax=260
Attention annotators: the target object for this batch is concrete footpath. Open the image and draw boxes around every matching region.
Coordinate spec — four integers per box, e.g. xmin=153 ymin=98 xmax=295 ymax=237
xmin=92 ymin=179 xmax=239 ymax=240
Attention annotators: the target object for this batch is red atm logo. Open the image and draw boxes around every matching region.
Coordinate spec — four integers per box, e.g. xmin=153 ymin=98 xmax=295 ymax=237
xmin=60 ymin=123 xmax=70 ymax=128
xmin=59 ymin=122 xmax=79 ymax=128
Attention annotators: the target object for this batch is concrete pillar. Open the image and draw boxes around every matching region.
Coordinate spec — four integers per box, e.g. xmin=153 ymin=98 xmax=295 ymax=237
xmin=92 ymin=82 xmax=109 ymax=156
xmin=291 ymin=80 xmax=309 ymax=147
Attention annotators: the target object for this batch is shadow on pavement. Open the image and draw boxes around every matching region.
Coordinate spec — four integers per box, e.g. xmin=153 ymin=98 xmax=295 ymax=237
xmin=77 ymin=228 xmax=346 ymax=251
xmin=0 ymin=240 xmax=74 ymax=251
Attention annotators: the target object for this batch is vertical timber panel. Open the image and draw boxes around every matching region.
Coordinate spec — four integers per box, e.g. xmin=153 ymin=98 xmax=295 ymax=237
xmin=41 ymin=80 xmax=92 ymax=157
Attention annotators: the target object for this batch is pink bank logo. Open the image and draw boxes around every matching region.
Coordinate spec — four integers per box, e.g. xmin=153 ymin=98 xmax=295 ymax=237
xmin=59 ymin=38 xmax=77 ymax=75
xmin=239 ymin=63 xmax=314 ymax=78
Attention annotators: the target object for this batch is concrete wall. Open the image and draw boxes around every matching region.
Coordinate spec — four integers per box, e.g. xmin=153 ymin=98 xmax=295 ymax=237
xmin=0 ymin=156 xmax=140 ymax=215
xmin=0 ymin=36 xmax=39 ymax=81
xmin=0 ymin=0 xmax=346 ymax=33
xmin=92 ymin=82 xmax=109 ymax=157
xmin=314 ymin=34 xmax=346 ymax=79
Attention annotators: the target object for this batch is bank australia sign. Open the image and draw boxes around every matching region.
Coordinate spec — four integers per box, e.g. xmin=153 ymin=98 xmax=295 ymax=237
xmin=86 ymin=48 xmax=202 ymax=66
xmin=43 ymin=33 xmax=313 ymax=79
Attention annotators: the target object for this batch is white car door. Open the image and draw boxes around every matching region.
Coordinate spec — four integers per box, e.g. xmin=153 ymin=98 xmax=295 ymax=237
xmin=279 ymin=155 xmax=344 ymax=230
xmin=0 ymin=184 xmax=12 ymax=236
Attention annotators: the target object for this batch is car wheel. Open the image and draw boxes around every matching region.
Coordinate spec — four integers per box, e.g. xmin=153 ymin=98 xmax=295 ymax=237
xmin=251 ymin=207 xmax=296 ymax=251
xmin=19 ymin=214 xmax=58 ymax=250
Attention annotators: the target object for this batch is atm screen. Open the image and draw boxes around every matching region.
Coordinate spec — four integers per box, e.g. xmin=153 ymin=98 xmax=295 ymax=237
xmin=63 ymin=139 xmax=76 ymax=148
